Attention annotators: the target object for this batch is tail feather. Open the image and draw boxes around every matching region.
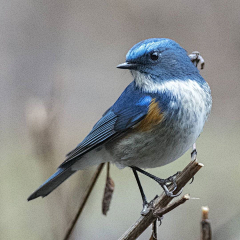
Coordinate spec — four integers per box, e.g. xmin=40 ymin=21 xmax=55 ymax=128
xmin=28 ymin=167 xmax=76 ymax=201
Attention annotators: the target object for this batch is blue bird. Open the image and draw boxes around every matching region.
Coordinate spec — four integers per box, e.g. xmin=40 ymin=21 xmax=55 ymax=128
xmin=28 ymin=38 xmax=212 ymax=210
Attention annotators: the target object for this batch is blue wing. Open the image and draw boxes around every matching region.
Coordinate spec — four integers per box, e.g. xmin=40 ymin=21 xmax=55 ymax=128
xmin=60 ymin=82 xmax=153 ymax=167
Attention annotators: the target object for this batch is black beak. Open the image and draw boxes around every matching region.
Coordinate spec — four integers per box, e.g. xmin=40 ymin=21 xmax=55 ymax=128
xmin=117 ymin=62 xmax=138 ymax=69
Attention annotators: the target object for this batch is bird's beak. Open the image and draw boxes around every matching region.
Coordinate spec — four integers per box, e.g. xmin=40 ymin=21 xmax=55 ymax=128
xmin=117 ymin=62 xmax=138 ymax=69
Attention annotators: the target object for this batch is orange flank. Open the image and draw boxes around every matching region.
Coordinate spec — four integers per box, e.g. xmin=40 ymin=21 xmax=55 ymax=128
xmin=134 ymin=99 xmax=164 ymax=132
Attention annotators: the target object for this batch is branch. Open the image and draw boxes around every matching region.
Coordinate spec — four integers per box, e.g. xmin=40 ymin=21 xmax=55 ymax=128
xmin=118 ymin=160 xmax=203 ymax=240
xmin=63 ymin=163 xmax=105 ymax=240
xmin=149 ymin=194 xmax=190 ymax=240
xmin=153 ymin=194 xmax=190 ymax=218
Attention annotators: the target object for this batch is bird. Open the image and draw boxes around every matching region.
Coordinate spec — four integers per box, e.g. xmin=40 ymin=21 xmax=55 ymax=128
xmin=28 ymin=38 xmax=212 ymax=211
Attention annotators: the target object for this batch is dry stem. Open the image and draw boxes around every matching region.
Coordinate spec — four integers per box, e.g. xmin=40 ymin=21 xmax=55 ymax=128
xmin=63 ymin=163 xmax=105 ymax=240
xmin=201 ymin=206 xmax=211 ymax=240
xmin=102 ymin=162 xmax=115 ymax=215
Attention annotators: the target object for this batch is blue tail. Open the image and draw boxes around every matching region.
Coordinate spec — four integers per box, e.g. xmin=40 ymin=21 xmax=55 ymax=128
xmin=28 ymin=167 xmax=76 ymax=201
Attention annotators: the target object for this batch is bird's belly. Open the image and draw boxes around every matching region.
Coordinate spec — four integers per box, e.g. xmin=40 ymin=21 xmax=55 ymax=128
xmin=106 ymin=113 xmax=204 ymax=169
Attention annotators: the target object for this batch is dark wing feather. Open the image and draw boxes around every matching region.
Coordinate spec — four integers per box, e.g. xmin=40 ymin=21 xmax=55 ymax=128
xmin=60 ymin=82 xmax=153 ymax=168
xmin=60 ymin=110 xmax=118 ymax=167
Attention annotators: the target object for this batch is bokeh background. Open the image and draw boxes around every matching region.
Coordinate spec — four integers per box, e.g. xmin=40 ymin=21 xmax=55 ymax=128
xmin=1 ymin=0 xmax=240 ymax=239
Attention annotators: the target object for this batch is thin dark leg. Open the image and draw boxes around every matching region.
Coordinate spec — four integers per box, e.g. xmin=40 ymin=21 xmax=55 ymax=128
xmin=132 ymin=168 xmax=149 ymax=214
xmin=132 ymin=166 xmax=182 ymax=197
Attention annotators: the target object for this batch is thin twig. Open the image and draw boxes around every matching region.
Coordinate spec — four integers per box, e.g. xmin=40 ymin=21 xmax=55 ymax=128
xmin=153 ymin=194 xmax=190 ymax=217
xmin=150 ymin=194 xmax=190 ymax=240
xmin=63 ymin=163 xmax=105 ymax=240
xmin=201 ymin=206 xmax=211 ymax=240
xmin=118 ymin=160 xmax=203 ymax=240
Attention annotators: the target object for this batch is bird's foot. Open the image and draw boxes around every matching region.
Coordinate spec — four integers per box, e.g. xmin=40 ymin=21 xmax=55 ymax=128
xmin=141 ymin=195 xmax=159 ymax=216
xmin=141 ymin=203 xmax=150 ymax=215
xmin=188 ymin=51 xmax=205 ymax=69
xmin=156 ymin=172 xmax=183 ymax=197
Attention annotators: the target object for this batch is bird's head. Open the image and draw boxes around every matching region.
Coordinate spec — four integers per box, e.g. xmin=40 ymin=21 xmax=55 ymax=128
xmin=117 ymin=38 xmax=199 ymax=88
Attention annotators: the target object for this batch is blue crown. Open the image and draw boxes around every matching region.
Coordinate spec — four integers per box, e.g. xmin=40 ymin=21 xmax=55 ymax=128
xmin=126 ymin=38 xmax=184 ymax=63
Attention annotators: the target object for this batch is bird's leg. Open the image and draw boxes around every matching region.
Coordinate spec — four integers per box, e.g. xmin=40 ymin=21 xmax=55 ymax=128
xmin=132 ymin=166 xmax=182 ymax=198
xmin=132 ymin=168 xmax=149 ymax=215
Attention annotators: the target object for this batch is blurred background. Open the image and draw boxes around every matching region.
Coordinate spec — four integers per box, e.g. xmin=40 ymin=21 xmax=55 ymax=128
xmin=1 ymin=0 xmax=240 ymax=239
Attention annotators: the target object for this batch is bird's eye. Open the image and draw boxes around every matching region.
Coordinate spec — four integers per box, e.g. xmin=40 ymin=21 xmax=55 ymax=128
xmin=150 ymin=52 xmax=159 ymax=61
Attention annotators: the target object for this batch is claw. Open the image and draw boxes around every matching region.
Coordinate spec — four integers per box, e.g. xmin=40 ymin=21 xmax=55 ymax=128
xmin=191 ymin=149 xmax=197 ymax=161
xmin=189 ymin=176 xmax=194 ymax=184
xmin=156 ymin=171 xmax=183 ymax=197
xmin=173 ymin=187 xmax=183 ymax=197
xmin=157 ymin=216 xmax=164 ymax=226
xmin=165 ymin=171 xmax=181 ymax=191
xmin=164 ymin=177 xmax=177 ymax=191
xmin=161 ymin=181 xmax=183 ymax=197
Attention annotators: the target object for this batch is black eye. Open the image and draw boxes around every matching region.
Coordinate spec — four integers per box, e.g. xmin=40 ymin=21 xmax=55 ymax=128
xmin=150 ymin=52 xmax=159 ymax=61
